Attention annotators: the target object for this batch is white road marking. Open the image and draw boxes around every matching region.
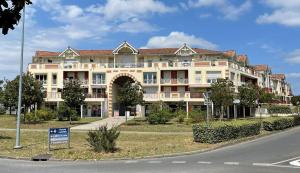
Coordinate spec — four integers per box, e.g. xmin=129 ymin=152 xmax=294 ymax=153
xmin=271 ymin=156 xmax=300 ymax=165
xmin=290 ymin=159 xmax=300 ymax=167
xmin=197 ymin=161 xmax=212 ymax=164
xmin=224 ymin=162 xmax=239 ymax=165
xmin=252 ymin=163 xmax=272 ymax=167
xmin=172 ymin=161 xmax=186 ymax=164
xmin=148 ymin=160 xmax=162 ymax=164
xmin=125 ymin=160 xmax=139 ymax=164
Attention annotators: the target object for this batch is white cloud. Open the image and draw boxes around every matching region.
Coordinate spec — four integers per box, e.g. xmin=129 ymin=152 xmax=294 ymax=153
xmin=0 ymin=0 xmax=176 ymax=80
xmin=142 ymin=32 xmax=218 ymax=49
xmin=257 ymin=0 xmax=300 ymax=26
xmin=187 ymin=0 xmax=252 ymax=20
xmin=285 ymin=49 xmax=300 ymax=64
xmin=286 ymin=73 xmax=300 ymax=78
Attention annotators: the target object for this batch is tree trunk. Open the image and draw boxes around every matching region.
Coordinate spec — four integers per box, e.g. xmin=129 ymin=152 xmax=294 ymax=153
xmin=9 ymin=107 xmax=11 ymax=115
xmin=220 ymin=106 xmax=224 ymax=121
xmin=243 ymin=106 xmax=246 ymax=118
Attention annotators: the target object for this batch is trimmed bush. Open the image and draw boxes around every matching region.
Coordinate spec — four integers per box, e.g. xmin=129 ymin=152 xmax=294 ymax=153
xmin=189 ymin=110 xmax=206 ymax=123
xmin=192 ymin=120 xmax=261 ymax=144
xmin=147 ymin=109 xmax=172 ymax=124
xmin=36 ymin=109 xmax=56 ymax=121
xmin=268 ymin=105 xmax=292 ymax=114
xmin=25 ymin=112 xmax=41 ymax=124
xmin=263 ymin=117 xmax=295 ymax=131
xmin=87 ymin=125 xmax=120 ymax=153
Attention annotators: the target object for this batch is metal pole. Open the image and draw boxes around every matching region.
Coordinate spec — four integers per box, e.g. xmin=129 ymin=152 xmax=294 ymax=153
xmin=14 ymin=5 xmax=26 ymax=149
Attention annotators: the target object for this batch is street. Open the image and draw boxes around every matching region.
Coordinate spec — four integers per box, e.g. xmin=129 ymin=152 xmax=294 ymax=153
xmin=1 ymin=126 xmax=300 ymax=173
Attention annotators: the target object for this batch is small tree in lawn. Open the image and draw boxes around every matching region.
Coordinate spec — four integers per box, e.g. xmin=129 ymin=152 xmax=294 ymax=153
xmin=258 ymin=88 xmax=275 ymax=104
xmin=62 ymin=80 xmax=85 ymax=123
xmin=238 ymin=83 xmax=259 ymax=118
xmin=2 ymin=79 xmax=18 ymax=115
xmin=210 ymin=79 xmax=234 ymax=120
xmin=291 ymin=95 xmax=300 ymax=115
xmin=3 ymin=73 xmax=44 ymax=121
xmin=117 ymin=81 xmax=144 ymax=118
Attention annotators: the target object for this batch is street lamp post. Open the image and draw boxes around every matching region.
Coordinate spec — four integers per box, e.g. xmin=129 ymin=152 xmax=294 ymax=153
xmin=14 ymin=5 xmax=26 ymax=149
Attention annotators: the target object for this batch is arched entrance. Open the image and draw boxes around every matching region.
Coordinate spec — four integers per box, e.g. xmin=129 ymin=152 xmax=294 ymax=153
xmin=108 ymin=74 xmax=138 ymax=117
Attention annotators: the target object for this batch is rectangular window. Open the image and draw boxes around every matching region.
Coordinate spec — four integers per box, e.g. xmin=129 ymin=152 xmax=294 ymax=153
xmin=143 ymin=72 xmax=157 ymax=84
xmin=147 ymin=60 xmax=152 ymax=68
xmin=52 ymin=74 xmax=57 ymax=85
xmin=35 ymin=74 xmax=47 ymax=85
xmin=206 ymin=71 xmax=222 ymax=84
xmin=195 ymin=71 xmax=201 ymax=83
xmin=92 ymin=73 xmax=105 ymax=84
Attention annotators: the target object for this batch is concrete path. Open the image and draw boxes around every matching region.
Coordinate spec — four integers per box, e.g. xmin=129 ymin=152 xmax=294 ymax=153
xmin=71 ymin=117 xmax=132 ymax=130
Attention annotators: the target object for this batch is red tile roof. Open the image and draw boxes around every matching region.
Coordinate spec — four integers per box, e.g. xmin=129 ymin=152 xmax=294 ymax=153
xmin=236 ymin=55 xmax=248 ymax=63
xmin=271 ymin=74 xmax=285 ymax=80
xmin=35 ymin=48 xmax=224 ymax=57
xmin=223 ymin=50 xmax=236 ymax=57
xmin=254 ymin=65 xmax=269 ymax=71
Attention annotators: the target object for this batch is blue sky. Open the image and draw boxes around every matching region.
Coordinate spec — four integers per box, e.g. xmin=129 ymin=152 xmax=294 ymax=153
xmin=1 ymin=0 xmax=300 ymax=94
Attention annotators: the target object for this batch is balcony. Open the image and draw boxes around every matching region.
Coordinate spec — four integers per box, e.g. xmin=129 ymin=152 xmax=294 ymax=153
xmin=144 ymin=93 xmax=159 ymax=99
xmin=143 ymin=79 xmax=157 ymax=85
xmin=161 ymin=92 xmax=189 ymax=99
xmin=161 ymin=78 xmax=189 ymax=84
xmin=85 ymin=93 xmax=107 ymax=98
xmin=92 ymin=79 xmax=106 ymax=85
xmin=63 ymin=79 xmax=89 ymax=85
xmin=46 ymin=92 xmax=61 ymax=99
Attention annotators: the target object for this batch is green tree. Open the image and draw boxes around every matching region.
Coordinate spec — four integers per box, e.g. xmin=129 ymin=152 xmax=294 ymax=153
xmin=210 ymin=79 xmax=234 ymax=120
xmin=258 ymin=88 xmax=275 ymax=104
xmin=62 ymin=80 xmax=85 ymax=121
xmin=3 ymin=73 xmax=44 ymax=120
xmin=238 ymin=83 xmax=258 ymax=118
xmin=291 ymin=95 xmax=300 ymax=106
xmin=117 ymin=81 xmax=144 ymax=116
xmin=0 ymin=0 xmax=32 ymax=35
xmin=2 ymin=79 xmax=18 ymax=114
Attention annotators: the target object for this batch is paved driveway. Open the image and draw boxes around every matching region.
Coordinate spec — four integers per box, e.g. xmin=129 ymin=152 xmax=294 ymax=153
xmin=71 ymin=117 xmax=132 ymax=130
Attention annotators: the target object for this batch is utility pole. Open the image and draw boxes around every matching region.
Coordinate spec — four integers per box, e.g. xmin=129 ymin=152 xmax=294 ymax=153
xmin=14 ymin=5 xmax=26 ymax=149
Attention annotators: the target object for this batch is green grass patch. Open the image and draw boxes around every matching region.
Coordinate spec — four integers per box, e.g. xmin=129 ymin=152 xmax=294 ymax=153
xmin=0 ymin=115 xmax=102 ymax=129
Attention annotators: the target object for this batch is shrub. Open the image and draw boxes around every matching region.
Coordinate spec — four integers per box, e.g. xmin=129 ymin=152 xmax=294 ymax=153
xmin=268 ymin=105 xmax=292 ymax=114
xmin=189 ymin=110 xmax=206 ymax=123
xmin=36 ymin=109 xmax=56 ymax=121
xmin=263 ymin=117 xmax=295 ymax=131
xmin=57 ymin=103 xmax=79 ymax=121
xmin=147 ymin=109 xmax=172 ymax=124
xmin=0 ymin=106 xmax=6 ymax=115
xmin=25 ymin=112 xmax=41 ymax=124
xmin=192 ymin=120 xmax=261 ymax=144
xmin=87 ymin=125 xmax=120 ymax=153
xmin=176 ymin=109 xmax=186 ymax=124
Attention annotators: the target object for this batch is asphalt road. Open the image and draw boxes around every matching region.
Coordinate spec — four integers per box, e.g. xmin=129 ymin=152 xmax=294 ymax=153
xmin=1 ymin=126 xmax=300 ymax=173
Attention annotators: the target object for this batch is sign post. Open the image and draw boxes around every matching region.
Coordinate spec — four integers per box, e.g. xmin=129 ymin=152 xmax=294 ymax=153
xmin=48 ymin=127 xmax=70 ymax=151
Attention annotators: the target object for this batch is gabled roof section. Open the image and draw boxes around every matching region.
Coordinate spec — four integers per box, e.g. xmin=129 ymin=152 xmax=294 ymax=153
xmin=271 ymin=74 xmax=286 ymax=80
xmin=174 ymin=43 xmax=197 ymax=56
xmin=223 ymin=50 xmax=236 ymax=57
xmin=236 ymin=55 xmax=248 ymax=64
xmin=254 ymin=65 xmax=269 ymax=72
xmin=113 ymin=41 xmax=138 ymax=55
xmin=59 ymin=46 xmax=80 ymax=58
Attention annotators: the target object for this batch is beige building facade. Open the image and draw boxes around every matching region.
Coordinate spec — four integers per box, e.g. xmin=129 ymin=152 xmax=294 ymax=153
xmin=27 ymin=41 xmax=292 ymax=118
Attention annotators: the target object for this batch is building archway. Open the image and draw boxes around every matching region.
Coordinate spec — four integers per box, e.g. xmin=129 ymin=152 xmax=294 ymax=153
xmin=108 ymin=73 xmax=139 ymax=117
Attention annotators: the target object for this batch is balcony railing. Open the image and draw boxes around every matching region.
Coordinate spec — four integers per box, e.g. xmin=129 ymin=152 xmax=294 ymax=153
xmin=63 ymin=79 xmax=89 ymax=85
xmin=161 ymin=92 xmax=190 ymax=99
xmin=85 ymin=93 xmax=107 ymax=98
xmin=144 ymin=93 xmax=159 ymax=99
xmin=92 ymin=79 xmax=106 ymax=85
xmin=143 ymin=79 xmax=157 ymax=84
xmin=46 ymin=92 xmax=61 ymax=99
xmin=161 ymin=78 xmax=189 ymax=84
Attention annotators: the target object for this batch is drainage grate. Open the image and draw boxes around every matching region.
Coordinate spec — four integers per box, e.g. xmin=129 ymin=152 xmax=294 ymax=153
xmin=31 ymin=154 xmax=52 ymax=161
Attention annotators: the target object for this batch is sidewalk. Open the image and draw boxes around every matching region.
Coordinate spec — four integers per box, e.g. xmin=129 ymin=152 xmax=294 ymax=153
xmin=71 ymin=117 xmax=132 ymax=130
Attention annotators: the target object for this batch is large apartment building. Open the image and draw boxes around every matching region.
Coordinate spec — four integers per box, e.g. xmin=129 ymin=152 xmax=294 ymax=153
xmin=27 ymin=41 xmax=292 ymax=118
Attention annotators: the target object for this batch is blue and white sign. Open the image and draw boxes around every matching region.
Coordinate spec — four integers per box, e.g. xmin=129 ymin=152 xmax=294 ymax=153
xmin=49 ymin=128 xmax=70 ymax=144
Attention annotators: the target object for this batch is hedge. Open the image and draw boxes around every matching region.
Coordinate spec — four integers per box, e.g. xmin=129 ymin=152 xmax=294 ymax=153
xmin=262 ymin=116 xmax=300 ymax=131
xmin=192 ymin=120 xmax=261 ymax=144
xmin=268 ymin=105 xmax=292 ymax=114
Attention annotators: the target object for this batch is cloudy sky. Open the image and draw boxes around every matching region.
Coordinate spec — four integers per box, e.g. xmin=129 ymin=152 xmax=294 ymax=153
xmin=1 ymin=0 xmax=300 ymax=94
